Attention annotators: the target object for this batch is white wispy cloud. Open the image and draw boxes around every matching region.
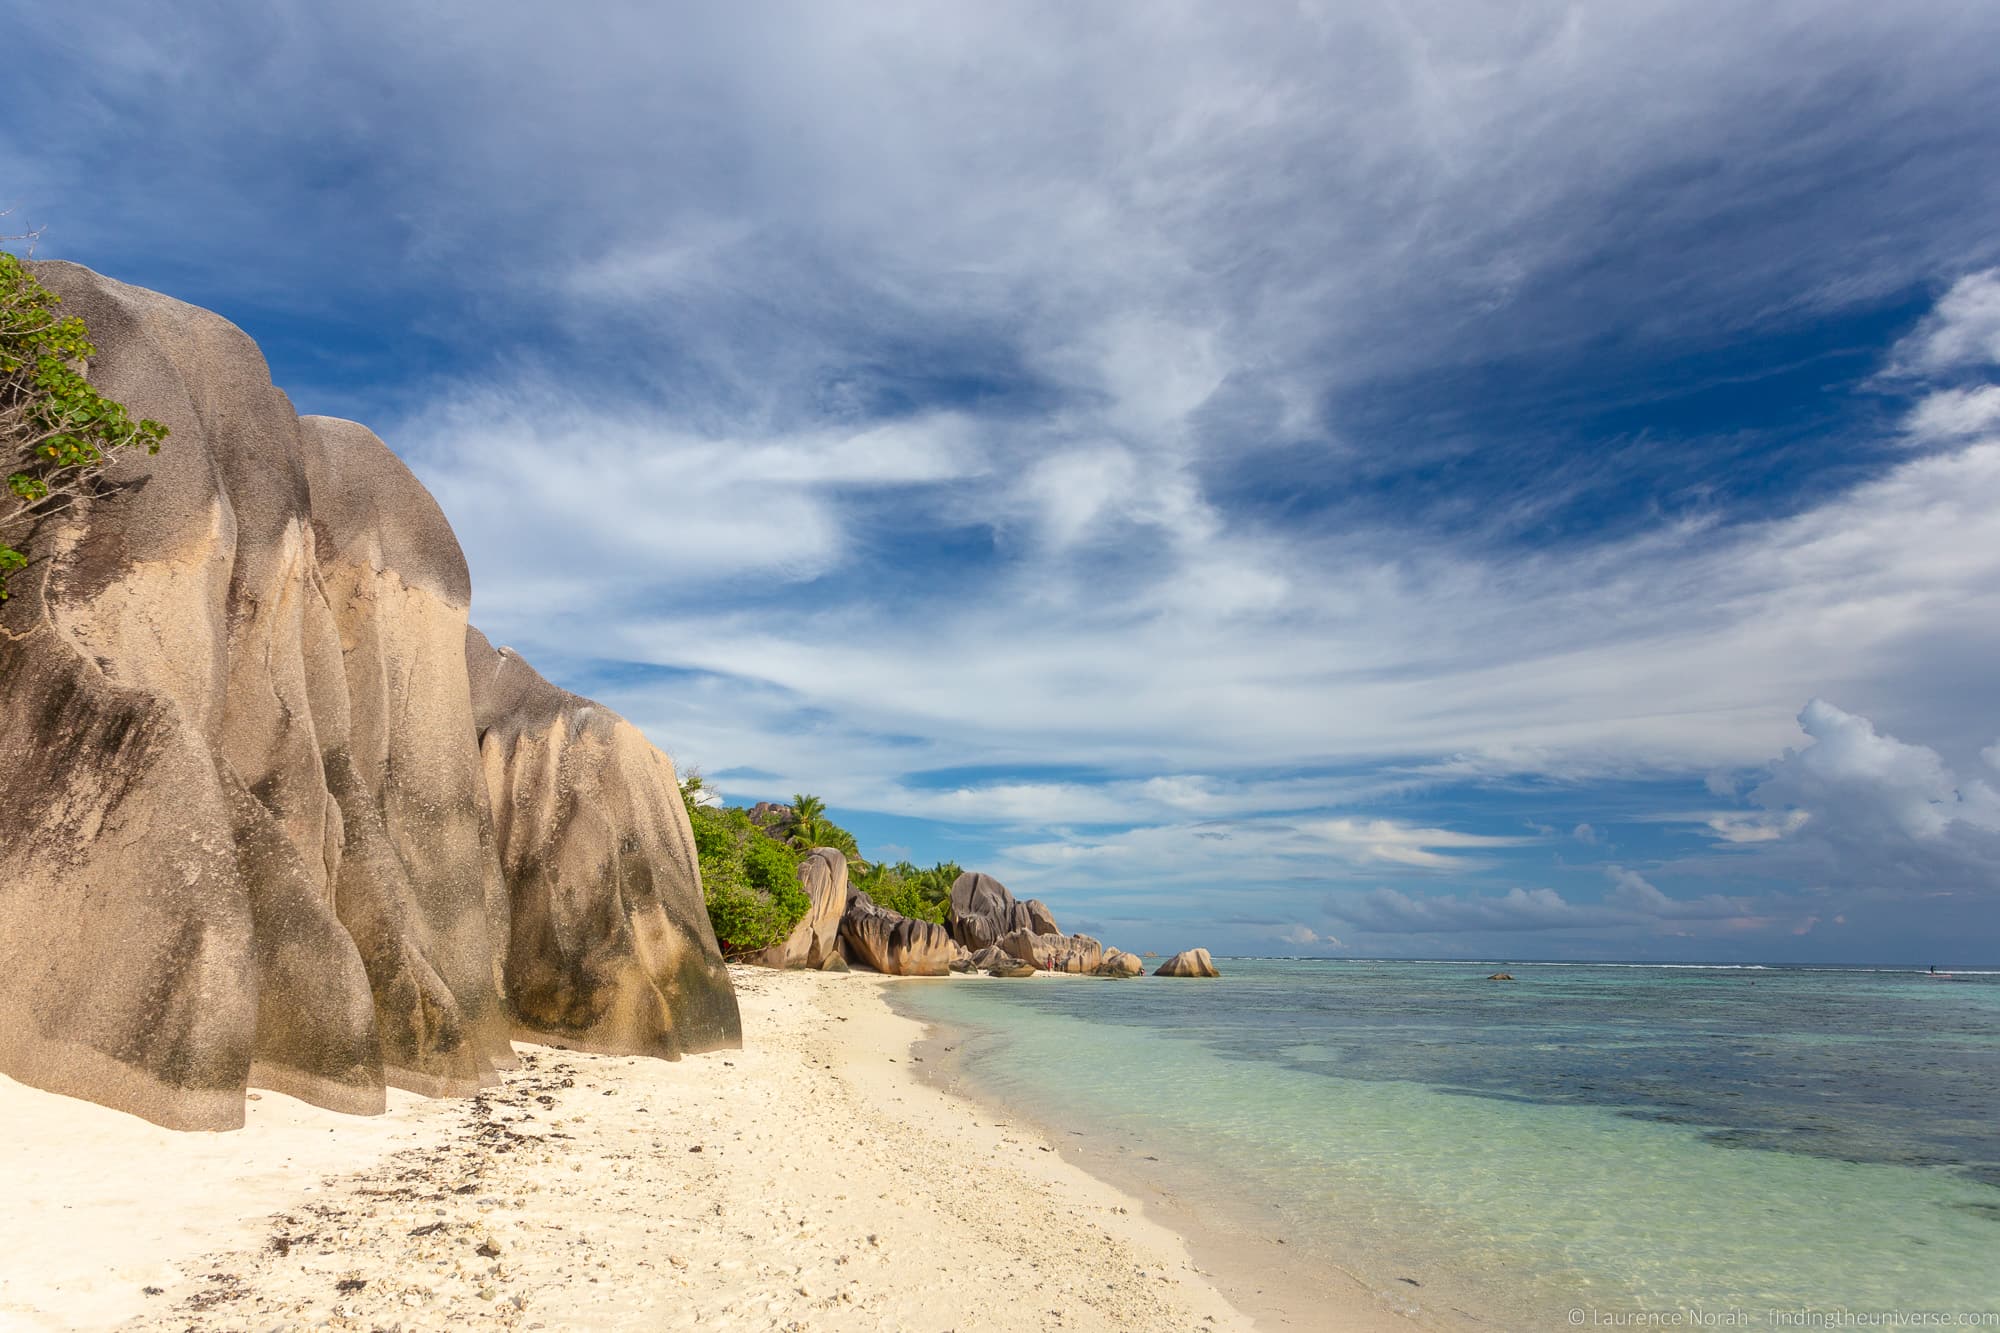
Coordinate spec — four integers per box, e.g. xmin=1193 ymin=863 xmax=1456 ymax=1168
xmin=11 ymin=0 xmax=2000 ymax=956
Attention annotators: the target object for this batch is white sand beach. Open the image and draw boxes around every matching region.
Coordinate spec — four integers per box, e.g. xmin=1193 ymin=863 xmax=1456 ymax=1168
xmin=0 ymin=969 xmax=1412 ymax=1332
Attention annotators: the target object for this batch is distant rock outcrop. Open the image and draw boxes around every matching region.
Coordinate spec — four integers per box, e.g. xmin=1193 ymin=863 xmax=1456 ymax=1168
xmin=0 ymin=261 xmax=739 ymax=1131
xmin=839 ymin=891 xmax=966 ymax=977
xmin=1095 ymin=948 xmax=1144 ymax=978
xmin=745 ymin=848 xmax=850 ymax=970
xmin=747 ymin=801 xmax=794 ymax=836
xmin=998 ymin=929 xmax=1106 ymax=975
xmin=1155 ymin=949 xmax=1221 ymax=978
xmin=945 ymin=871 xmax=1037 ymax=951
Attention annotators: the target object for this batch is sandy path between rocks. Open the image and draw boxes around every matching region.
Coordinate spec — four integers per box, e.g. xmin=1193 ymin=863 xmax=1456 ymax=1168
xmin=0 ymin=968 xmax=1315 ymax=1332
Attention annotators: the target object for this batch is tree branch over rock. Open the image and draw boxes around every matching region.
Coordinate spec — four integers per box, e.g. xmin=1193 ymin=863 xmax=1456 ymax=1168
xmin=0 ymin=245 xmax=167 ymax=600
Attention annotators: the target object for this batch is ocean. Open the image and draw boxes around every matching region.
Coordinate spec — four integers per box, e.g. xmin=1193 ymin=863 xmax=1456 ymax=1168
xmin=889 ymin=960 xmax=2000 ymax=1330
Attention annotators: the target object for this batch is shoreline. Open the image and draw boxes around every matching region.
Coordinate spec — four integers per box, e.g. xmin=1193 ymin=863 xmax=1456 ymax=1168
xmin=0 ymin=969 xmax=1282 ymax=1332
xmin=892 ymin=978 xmax=1451 ymax=1333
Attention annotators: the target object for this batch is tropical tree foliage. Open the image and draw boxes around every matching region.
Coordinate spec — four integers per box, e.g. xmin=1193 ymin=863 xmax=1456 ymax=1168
xmin=680 ymin=779 xmax=960 ymax=949
xmin=687 ymin=802 xmax=810 ymax=957
xmin=1 ymin=247 xmax=167 ymax=601
xmin=851 ymin=859 xmax=963 ymax=925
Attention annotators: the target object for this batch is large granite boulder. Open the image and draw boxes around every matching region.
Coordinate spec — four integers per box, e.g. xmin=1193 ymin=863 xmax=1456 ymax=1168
xmin=998 ymin=929 xmax=1106 ymax=975
xmin=744 ymin=847 xmax=849 ymax=970
xmin=1095 ymin=948 xmax=1144 ymax=978
xmin=840 ymin=891 xmax=966 ymax=977
xmin=968 ymin=945 xmax=1012 ymax=970
xmin=1155 ymin=948 xmax=1221 ymax=978
xmin=1024 ymin=899 xmax=1062 ymax=936
xmin=0 ymin=262 xmax=737 ymax=1130
xmin=945 ymin=871 xmax=1036 ymax=952
xmin=466 ymin=631 xmax=740 ymax=1058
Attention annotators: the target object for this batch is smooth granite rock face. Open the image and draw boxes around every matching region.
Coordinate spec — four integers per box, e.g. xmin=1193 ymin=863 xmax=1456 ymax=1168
xmin=944 ymin=871 xmax=1036 ymax=952
xmin=998 ymin=929 xmax=1106 ymax=975
xmin=0 ymin=261 xmax=737 ymax=1130
xmin=840 ymin=891 xmax=966 ymax=977
xmin=1023 ymin=899 xmax=1061 ymax=937
xmin=466 ymin=630 xmax=740 ymax=1059
xmin=1095 ymin=948 xmax=1144 ymax=978
xmin=746 ymin=848 xmax=849 ymax=970
xmin=1155 ymin=948 xmax=1221 ymax=978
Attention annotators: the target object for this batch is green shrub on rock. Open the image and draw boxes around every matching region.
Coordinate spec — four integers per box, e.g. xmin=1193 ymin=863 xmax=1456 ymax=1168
xmin=1 ymin=249 xmax=168 ymax=600
xmin=688 ymin=802 xmax=811 ymax=957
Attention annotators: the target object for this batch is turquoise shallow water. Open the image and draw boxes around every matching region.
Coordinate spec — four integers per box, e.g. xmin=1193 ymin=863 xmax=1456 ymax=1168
xmin=889 ymin=960 xmax=2000 ymax=1328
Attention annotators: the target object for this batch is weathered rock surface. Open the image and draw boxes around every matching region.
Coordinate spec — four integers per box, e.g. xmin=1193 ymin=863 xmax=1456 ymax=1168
xmin=944 ymin=871 xmax=1037 ymax=952
xmin=998 ymin=929 xmax=1107 ymax=975
xmin=466 ymin=631 xmax=740 ymax=1059
xmin=839 ymin=891 xmax=966 ymax=977
xmin=1154 ymin=948 xmax=1221 ymax=978
xmin=745 ymin=848 xmax=849 ymax=970
xmin=1095 ymin=948 xmax=1144 ymax=978
xmin=1024 ymin=899 xmax=1061 ymax=936
xmin=0 ymin=262 xmax=738 ymax=1130
xmin=747 ymin=801 xmax=794 ymax=837
xmin=986 ymin=961 xmax=1038 ymax=978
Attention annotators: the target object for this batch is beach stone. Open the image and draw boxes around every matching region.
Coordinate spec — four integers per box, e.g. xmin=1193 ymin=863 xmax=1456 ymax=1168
xmin=1024 ymin=898 xmax=1062 ymax=936
xmin=968 ymin=945 xmax=1012 ymax=969
xmin=745 ymin=847 xmax=849 ymax=970
xmin=1487 ymin=972 xmax=1515 ymax=981
xmin=0 ymin=260 xmax=738 ymax=1131
xmin=944 ymin=871 xmax=1036 ymax=952
xmin=820 ymin=954 xmax=851 ymax=973
xmin=986 ymin=961 xmax=1039 ymax=978
xmin=1154 ymin=948 xmax=1221 ymax=978
xmin=999 ymin=929 xmax=1106 ymax=975
xmin=839 ymin=891 xmax=966 ymax=977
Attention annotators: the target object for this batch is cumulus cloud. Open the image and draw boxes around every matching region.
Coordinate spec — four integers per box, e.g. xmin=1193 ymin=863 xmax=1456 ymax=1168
xmin=1276 ymin=924 xmax=1343 ymax=950
xmin=1756 ymin=699 xmax=2000 ymax=839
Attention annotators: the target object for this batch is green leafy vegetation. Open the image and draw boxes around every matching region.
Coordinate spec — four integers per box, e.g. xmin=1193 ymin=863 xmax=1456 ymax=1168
xmin=1 ymin=247 xmax=168 ymax=601
xmin=678 ymin=778 xmax=965 ymax=947
xmin=687 ymin=800 xmax=811 ymax=957
xmin=783 ymin=791 xmax=860 ymax=863
xmin=851 ymin=859 xmax=962 ymax=925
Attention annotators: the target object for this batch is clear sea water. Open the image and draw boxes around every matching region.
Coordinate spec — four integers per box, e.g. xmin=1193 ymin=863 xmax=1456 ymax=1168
xmin=888 ymin=960 xmax=2000 ymax=1330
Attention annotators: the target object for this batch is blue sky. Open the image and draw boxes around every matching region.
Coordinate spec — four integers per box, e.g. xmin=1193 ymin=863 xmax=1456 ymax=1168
xmin=9 ymin=1 xmax=2000 ymax=963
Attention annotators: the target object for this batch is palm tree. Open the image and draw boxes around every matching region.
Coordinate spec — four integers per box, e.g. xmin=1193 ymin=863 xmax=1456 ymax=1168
xmin=788 ymin=794 xmax=827 ymax=848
